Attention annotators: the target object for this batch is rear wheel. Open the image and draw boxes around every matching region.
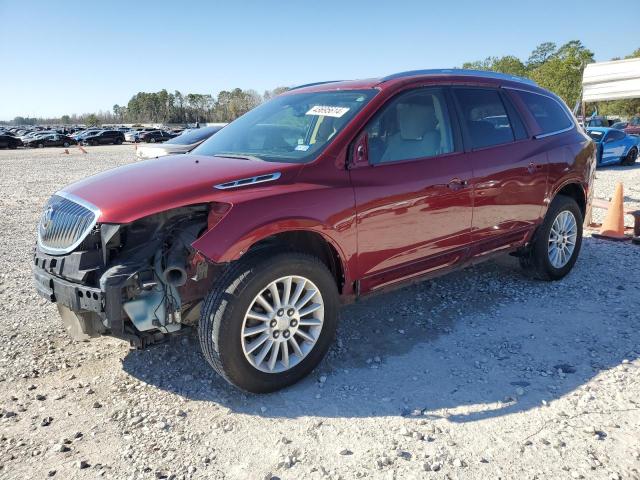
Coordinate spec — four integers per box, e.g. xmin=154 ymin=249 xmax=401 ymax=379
xmin=519 ymin=195 xmax=583 ymax=281
xmin=63 ymin=141 xmax=70 ymax=147
xmin=38 ymin=143 xmax=44 ymax=148
xmin=621 ymin=147 xmax=637 ymax=166
xmin=199 ymin=251 xmax=339 ymax=393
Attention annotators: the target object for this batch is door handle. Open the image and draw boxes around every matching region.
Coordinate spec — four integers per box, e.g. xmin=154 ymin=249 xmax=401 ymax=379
xmin=447 ymin=178 xmax=468 ymax=191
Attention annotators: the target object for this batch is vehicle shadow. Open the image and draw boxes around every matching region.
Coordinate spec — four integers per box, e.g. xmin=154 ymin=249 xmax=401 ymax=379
xmin=121 ymin=238 xmax=640 ymax=423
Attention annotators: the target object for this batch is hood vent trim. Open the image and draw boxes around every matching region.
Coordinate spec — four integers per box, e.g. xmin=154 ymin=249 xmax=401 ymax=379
xmin=214 ymin=172 xmax=281 ymax=190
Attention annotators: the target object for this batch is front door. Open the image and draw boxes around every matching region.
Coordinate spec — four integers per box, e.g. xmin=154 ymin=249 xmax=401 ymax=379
xmin=349 ymin=87 xmax=474 ymax=292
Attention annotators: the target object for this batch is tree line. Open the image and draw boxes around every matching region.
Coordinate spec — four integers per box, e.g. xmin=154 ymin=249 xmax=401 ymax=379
xmin=5 ymin=41 xmax=640 ymax=127
xmin=7 ymin=87 xmax=288 ymax=126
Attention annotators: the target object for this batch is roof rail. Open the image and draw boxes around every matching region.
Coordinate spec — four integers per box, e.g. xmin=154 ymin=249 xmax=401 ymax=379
xmin=380 ymin=69 xmax=537 ymax=86
xmin=288 ymin=80 xmax=345 ymax=91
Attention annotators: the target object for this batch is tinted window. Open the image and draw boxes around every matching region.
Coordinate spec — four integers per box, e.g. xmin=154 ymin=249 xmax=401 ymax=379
xmin=364 ymin=88 xmax=455 ymax=165
xmin=607 ymin=130 xmax=625 ymax=141
xmin=453 ymin=88 xmax=515 ymax=149
xmin=514 ymin=90 xmax=573 ymax=135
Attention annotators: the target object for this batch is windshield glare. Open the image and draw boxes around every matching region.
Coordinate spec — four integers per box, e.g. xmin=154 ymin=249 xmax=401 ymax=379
xmin=192 ymin=89 xmax=376 ymax=163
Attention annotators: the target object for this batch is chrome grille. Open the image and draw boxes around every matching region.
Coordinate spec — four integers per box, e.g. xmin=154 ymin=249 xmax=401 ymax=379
xmin=37 ymin=192 xmax=101 ymax=255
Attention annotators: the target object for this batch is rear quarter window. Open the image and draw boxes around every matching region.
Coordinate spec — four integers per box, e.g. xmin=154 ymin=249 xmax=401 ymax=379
xmin=513 ymin=90 xmax=574 ymax=135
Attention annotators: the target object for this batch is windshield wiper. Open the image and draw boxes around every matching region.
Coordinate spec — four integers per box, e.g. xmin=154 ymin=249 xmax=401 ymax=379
xmin=213 ymin=153 xmax=263 ymax=162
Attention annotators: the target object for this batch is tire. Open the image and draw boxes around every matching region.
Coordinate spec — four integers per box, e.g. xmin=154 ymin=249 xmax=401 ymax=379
xmin=519 ymin=195 xmax=583 ymax=281
xmin=199 ymin=251 xmax=339 ymax=393
xmin=150 ymin=138 xmax=156 ymax=143
xmin=621 ymin=147 xmax=637 ymax=166
xmin=63 ymin=142 xmax=69 ymax=147
xmin=38 ymin=143 xmax=44 ymax=148
xmin=115 ymin=138 xmax=122 ymax=145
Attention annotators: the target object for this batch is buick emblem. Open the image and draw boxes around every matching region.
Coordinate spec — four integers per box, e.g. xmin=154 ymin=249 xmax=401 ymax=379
xmin=41 ymin=206 xmax=54 ymax=231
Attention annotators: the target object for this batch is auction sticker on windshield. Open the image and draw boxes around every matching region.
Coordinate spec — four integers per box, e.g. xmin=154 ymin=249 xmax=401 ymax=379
xmin=306 ymin=105 xmax=350 ymax=118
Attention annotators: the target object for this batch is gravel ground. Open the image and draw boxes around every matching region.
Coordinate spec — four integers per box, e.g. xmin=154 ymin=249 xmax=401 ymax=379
xmin=0 ymin=145 xmax=639 ymax=480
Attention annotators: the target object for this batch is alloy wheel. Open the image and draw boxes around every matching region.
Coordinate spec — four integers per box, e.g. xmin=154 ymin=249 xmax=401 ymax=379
xmin=241 ymin=275 xmax=324 ymax=373
xmin=548 ymin=210 xmax=578 ymax=268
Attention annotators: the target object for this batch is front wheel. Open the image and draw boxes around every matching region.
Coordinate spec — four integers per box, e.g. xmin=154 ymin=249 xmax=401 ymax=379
xmin=199 ymin=251 xmax=339 ymax=393
xmin=519 ymin=195 xmax=583 ymax=281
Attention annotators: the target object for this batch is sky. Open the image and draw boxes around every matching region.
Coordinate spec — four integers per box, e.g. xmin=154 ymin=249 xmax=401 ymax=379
xmin=1 ymin=0 xmax=638 ymax=121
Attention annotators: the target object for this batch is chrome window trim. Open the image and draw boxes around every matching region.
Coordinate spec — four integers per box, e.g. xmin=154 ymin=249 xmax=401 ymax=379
xmin=503 ymin=86 xmax=576 ymax=139
xmin=214 ymin=172 xmax=281 ymax=190
xmin=37 ymin=191 xmax=101 ymax=256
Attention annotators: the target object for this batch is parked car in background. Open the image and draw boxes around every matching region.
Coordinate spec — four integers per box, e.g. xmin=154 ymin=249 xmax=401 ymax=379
xmin=124 ymin=128 xmax=155 ymax=143
xmin=139 ymin=130 xmax=177 ymax=143
xmin=624 ymin=116 xmax=640 ymax=135
xmin=82 ymin=130 xmax=125 ymax=146
xmin=136 ymin=124 xmax=226 ymax=159
xmin=32 ymin=69 xmax=595 ymax=393
xmin=586 ymin=116 xmax=620 ymax=128
xmin=23 ymin=133 xmax=76 ymax=148
xmin=587 ymin=127 xmax=638 ymax=166
xmin=610 ymin=121 xmax=628 ymax=130
xmin=20 ymin=130 xmax=56 ymax=142
xmin=0 ymin=134 xmax=23 ymax=149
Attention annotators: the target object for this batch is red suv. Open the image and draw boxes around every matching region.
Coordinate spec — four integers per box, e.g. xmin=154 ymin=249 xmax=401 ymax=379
xmin=33 ymin=69 xmax=595 ymax=392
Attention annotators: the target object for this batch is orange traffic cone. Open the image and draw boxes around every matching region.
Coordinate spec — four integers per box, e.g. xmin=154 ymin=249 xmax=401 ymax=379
xmin=594 ymin=183 xmax=626 ymax=240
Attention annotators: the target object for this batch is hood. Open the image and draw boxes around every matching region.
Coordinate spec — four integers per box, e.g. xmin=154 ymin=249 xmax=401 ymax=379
xmin=61 ymin=154 xmax=301 ymax=223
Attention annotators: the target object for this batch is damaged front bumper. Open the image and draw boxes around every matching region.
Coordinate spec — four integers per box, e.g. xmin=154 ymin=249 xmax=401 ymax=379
xmin=32 ymin=246 xmax=151 ymax=345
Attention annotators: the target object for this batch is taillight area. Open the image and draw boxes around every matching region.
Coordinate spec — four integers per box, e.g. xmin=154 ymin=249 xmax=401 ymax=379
xmin=207 ymin=202 xmax=231 ymax=228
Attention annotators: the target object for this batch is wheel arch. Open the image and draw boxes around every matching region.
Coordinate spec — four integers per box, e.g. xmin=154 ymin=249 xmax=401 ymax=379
xmin=551 ymin=180 xmax=587 ymax=218
xmin=192 ymin=221 xmax=352 ymax=295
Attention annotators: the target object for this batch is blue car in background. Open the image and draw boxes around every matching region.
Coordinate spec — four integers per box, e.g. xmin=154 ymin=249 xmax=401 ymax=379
xmin=587 ymin=127 xmax=638 ymax=167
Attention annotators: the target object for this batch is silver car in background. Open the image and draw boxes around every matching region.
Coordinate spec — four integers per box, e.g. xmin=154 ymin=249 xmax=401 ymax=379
xmin=135 ymin=124 xmax=226 ymax=159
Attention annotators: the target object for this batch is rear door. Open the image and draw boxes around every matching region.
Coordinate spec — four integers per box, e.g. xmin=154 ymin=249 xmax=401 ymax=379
xmin=451 ymin=87 xmax=548 ymax=254
xmin=350 ymin=87 xmax=474 ymax=292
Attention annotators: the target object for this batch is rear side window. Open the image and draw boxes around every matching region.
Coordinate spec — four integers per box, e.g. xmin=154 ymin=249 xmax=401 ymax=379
xmin=513 ymin=90 xmax=573 ymax=135
xmin=607 ymin=130 xmax=625 ymax=141
xmin=453 ymin=88 xmax=516 ymax=149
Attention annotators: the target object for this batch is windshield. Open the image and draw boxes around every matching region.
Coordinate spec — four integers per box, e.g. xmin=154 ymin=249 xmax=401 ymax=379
xmin=192 ymin=89 xmax=377 ymax=163
xmin=587 ymin=130 xmax=604 ymax=142
xmin=166 ymin=126 xmax=223 ymax=145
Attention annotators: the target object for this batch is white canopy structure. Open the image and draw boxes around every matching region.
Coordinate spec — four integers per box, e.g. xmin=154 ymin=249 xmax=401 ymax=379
xmin=582 ymin=58 xmax=640 ymax=102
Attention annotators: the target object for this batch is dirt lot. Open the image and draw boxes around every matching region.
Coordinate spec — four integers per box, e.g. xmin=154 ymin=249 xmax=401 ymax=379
xmin=0 ymin=145 xmax=639 ymax=480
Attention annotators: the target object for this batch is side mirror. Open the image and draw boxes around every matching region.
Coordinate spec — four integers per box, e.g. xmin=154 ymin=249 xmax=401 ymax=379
xmin=348 ymin=132 xmax=369 ymax=169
